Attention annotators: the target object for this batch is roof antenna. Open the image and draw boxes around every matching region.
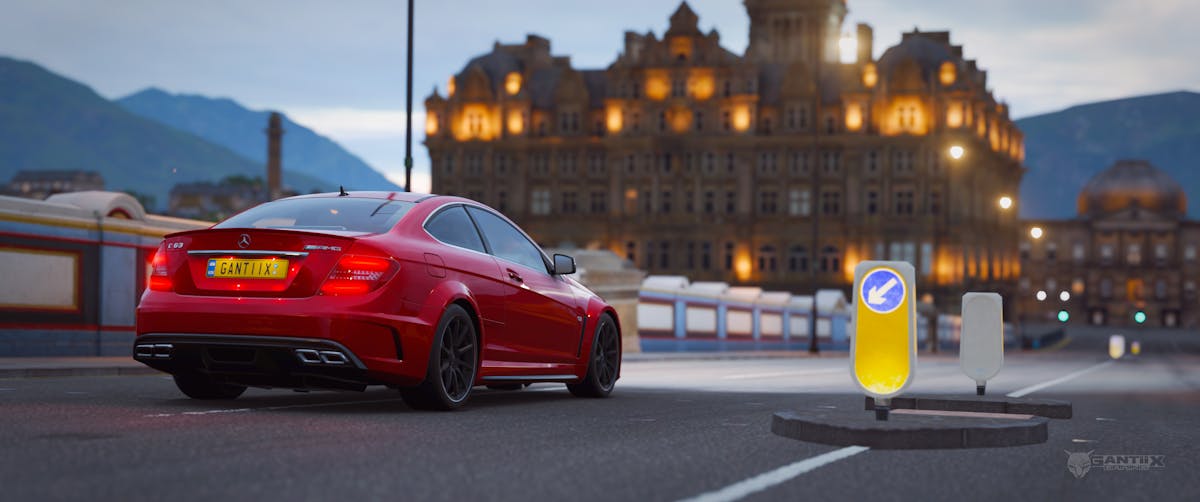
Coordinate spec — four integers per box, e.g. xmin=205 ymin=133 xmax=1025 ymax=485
xmin=338 ymin=185 xmax=349 ymax=196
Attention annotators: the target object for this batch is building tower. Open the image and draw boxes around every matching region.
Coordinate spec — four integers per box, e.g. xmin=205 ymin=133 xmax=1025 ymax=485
xmin=266 ymin=112 xmax=284 ymax=200
xmin=744 ymin=0 xmax=847 ymax=65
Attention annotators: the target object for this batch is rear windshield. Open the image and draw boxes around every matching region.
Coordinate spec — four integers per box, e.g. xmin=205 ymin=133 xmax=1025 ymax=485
xmin=214 ymin=197 xmax=416 ymax=234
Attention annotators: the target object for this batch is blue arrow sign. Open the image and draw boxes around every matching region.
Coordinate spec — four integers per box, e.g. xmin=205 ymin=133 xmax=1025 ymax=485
xmin=860 ymin=267 xmax=906 ymax=314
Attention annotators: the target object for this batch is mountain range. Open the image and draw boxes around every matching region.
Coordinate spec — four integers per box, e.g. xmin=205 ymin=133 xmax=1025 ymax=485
xmin=0 ymin=56 xmax=396 ymax=211
xmin=117 ymin=88 xmax=399 ymax=193
xmin=1015 ymin=91 xmax=1200 ymax=219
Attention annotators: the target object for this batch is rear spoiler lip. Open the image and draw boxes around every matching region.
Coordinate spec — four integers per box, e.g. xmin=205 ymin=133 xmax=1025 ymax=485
xmin=162 ymin=227 xmax=373 ymax=240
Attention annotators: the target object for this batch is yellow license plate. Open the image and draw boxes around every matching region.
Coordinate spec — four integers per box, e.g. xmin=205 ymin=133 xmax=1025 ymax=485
xmin=206 ymin=258 xmax=289 ymax=279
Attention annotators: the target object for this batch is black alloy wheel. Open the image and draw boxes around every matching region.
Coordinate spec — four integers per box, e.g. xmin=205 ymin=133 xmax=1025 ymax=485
xmin=568 ymin=313 xmax=620 ymax=398
xmin=402 ymin=304 xmax=478 ymax=410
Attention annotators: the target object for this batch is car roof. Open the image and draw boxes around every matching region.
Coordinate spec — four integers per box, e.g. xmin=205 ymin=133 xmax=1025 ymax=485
xmin=286 ymin=191 xmax=438 ymax=203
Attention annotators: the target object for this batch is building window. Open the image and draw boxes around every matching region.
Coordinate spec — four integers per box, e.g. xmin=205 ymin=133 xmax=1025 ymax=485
xmin=821 ymin=151 xmax=841 ymax=175
xmin=625 ymin=241 xmax=636 ymax=263
xmin=645 ymin=241 xmax=655 ymax=270
xmin=1073 ymin=242 xmax=1085 ymax=262
xmin=704 ymin=152 xmax=716 ymax=173
xmin=701 ymin=242 xmax=712 ymax=270
xmin=661 ymin=190 xmax=672 ymax=213
xmin=1047 ymin=243 xmax=1057 ymax=262
xmin=789 ymin=151 xmax=809 ymax=175
xmin=561 ymin=191 xmax=578 ymax=213
xmin=494 ymin=154 xmax=509 ymax=175
xmin=704 ymin=191 xmax=715 ymax=214
xmin=725 ymin=153 xmax=736 ymax=173
xmin=722 ymin=111 xmax=732 ymax=131
xmin=1100 ymin=277 xmax=1113 ymax=298
xmin=660 ymin=241 xmax=670 ymax=269
xmin=1155 ymin=279 xmax=1168 ymax=300
xmin=658 ymin=111 xmax=668 ymax=132
xmin=671 ymin=78 xmax=685 ymax=98
xmin=821 ymin=190 xmax=841 ymax=215
xmin=587 ymin=152 xmax=606 ymax=176
xmin=590 ymin=191 xmax=606 ymax=213
xmin=865 ymin=151 xmax=878 ymax=173
xmin=1155 ymin=243 xmax=1169 ymax=264
xmin=1127 ymin=243 xmax=1141 ymax=266
xmin=759 ymin=191 xmax=778 ymax=214
xmin=497 ymin=190 xmax=508 ymax=213
xmin=892 ymin=150 xmax=914 ymax=174
xmin=758 ymin=245 xmax=777 ymax=272
xmin=788 ymin=246 xmax=808 ymax=272
xmin=643 ymin=190 xmax=652 ymax=214
xmin=820 ymin=246 xmax=840 ymax=273
xmin=789 ymin=189 xmax=810 ymax=216
xmin=725 ymin=191 xmax=736 ymax=214
xmin=694 ymin=111 xmax=704 ymax=132
xmin=724 ymin=242 xmax=734 ymax=271
xmin=897 ymin=188 xmax=912 ymax=213
xmin=685 ymin=191 xmax=694 ymax=213
xmin=531 ymin=189 xmax=551 ymax=215
xmin=1185 ymin=244 xmax=1197 ymax=261
xmin=757 ymin=152 xmax=778 ymax=175
xmin=928 ymin=190 xmax=941 ymax=214
xmin=1100 ymin=243 xmax=1114 ymax=263
xmin=443 ymin=155 xmax=455 ymax=175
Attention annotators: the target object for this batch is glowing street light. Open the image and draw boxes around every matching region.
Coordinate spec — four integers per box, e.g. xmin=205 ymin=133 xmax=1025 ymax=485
xmin=949 ymin=145 xmax=965 ymax=160
xmin=1030 ymin=227 xmax=1044 ymax=239
xmin=1036 ymin=290 xmax=1047 ymax=301
xmin=998 ymin=196 xmax=1013 ymax=210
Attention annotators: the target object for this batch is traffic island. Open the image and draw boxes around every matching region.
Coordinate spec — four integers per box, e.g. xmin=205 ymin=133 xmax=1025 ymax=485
xmin=863 ymin=395 xmax=1072 ymax=419
xmin=772 ymin=406 xmax=1049 ymax=449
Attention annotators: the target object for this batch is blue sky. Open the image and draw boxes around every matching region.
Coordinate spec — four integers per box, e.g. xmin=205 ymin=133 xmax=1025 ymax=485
xmin=2 ymin=0 xmax=1196 ymax=192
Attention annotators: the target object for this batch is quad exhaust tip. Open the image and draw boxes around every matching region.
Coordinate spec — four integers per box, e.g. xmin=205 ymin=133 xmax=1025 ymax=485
xmin=135 ymin=343 xmax=174 ymax=359
xmin=294 ymin=349 xmax=349 ymax=365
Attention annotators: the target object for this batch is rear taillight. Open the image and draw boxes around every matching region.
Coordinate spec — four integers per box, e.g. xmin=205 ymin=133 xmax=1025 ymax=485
xmin=149 ymin=244 xmax=172 ymax=292
xmin=320 ymin=255 xmax=397 ymax=295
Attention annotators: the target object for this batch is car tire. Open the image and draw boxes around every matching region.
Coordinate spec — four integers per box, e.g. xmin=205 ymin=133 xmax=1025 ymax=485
xmin=173 ymin=372 xmax=247 ymax=400
xmin=401 ymin=304 xmax=478 ymax=410
xmin=568 ymin=313 xmax=620 ymax=398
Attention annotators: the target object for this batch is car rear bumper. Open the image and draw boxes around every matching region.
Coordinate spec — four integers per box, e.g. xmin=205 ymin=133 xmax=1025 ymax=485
xmin=136 ymin=292 xmax=437 ymax=387
xmin=133 ymin=333 xmax=388 ymax=391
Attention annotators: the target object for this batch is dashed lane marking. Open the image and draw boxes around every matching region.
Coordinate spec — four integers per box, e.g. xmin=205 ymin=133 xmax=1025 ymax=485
xmin=1006 ymin=360 xmax=1114 ymax=398
xmin=678 ymin=446 xmax=869 ymax=502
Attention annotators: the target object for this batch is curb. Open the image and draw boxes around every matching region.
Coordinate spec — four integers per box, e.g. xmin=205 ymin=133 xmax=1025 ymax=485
xmin=864 ymin=395 xmax=1073 ymax=419
xmin=0 ymin=366 xmax=160 ymax=379
xmin=623 ymin=351 xmax=831 ymax=362
xmin=772 ymin=407 xmax=1049 ymax=449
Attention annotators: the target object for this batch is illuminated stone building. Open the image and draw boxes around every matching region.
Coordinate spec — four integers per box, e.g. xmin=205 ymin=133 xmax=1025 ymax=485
xmin=424 ymin=1 xmax=1025 ymax=311
xmin=1020 ymin=160 xmax=1200 ymax=328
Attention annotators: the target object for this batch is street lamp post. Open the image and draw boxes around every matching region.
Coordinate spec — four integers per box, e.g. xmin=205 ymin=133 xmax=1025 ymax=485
xmin=933 ymin=145 xmax=966 ymax=353
xmin=403 ymin=0 xmax=415 ymax=192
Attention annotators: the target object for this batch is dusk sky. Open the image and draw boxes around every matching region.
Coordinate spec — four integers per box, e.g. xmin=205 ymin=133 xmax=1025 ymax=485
xmin=2 ymin=0 xmax=1196 ymax=192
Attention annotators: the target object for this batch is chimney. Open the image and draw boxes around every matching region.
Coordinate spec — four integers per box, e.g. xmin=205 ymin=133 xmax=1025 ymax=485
xmin=266 ymin=112 xmax=284 ymax=200
xmin=857 ymin=23 xmax=873 ymax=64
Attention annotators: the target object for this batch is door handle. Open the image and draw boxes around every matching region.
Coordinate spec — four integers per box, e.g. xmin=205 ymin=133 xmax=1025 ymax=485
xmin=507 ymin=269 xmax=523 ymax=283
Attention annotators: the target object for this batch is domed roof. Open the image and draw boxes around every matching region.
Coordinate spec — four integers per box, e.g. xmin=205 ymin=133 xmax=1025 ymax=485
xmin=1077 ymin=160 xmax=1186 ymax=217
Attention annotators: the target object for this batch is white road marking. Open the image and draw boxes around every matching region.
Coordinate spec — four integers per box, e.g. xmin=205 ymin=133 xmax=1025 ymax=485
xmin=1072 ymin=439 xmax=1099 ymax=444
xmin=678 ymin=446 xmax=869 ymax=502
xmin=1006 ymin=360 xmax=1114 ymax=398
xmin=182 ymin=408 xmax=251 ymax=416
xmin=1095 ymin=417 xmax=1117 ymax=422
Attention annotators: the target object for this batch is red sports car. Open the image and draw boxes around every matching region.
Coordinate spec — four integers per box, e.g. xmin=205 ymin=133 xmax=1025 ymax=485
xmin=134 ymin=192 xmax=621 ymax=409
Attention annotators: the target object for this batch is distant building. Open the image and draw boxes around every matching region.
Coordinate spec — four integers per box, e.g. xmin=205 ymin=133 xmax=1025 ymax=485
xmin=1020 ymin=160 xmax=1199 ymax=328
xmin=424 ymin=1 xmax=1025 ymax=312
xmin=6 ymin=170 xmax=105 ymax=199
xmin=168 ymin=177 xmax=267 ymax=221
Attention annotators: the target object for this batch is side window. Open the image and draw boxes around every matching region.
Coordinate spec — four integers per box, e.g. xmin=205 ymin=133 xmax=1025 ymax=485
xmin=424 ymin=205 xmax=486 ymax=253
xmin=466 ymin=206 xmax=548 ymax=273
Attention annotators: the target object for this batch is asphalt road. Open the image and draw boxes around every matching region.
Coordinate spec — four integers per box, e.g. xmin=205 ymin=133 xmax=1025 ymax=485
xmin=1 ymin=328 xmax=1197 ymax=501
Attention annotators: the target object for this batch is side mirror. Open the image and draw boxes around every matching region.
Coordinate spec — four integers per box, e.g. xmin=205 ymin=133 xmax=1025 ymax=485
xmin=552 ymin=254 xmax=576 ymax=275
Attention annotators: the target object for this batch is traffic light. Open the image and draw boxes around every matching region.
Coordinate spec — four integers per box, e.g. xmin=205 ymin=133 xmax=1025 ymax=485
xmin=1057 ymin=310 xmax=1070 ymax=323
xmin=1134 ymin=311 xmax=1147 ymax=324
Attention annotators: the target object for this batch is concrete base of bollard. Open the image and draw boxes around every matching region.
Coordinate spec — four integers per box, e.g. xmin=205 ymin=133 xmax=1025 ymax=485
xmin=864 ymin=395 xmax=1073 ymax=419
xmin=772 ymin=406 xmax=1049 ymax=449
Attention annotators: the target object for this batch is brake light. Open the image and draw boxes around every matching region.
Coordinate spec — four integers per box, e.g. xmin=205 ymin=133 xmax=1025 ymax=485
xmin=149 ymin=244 xmax=172 ymax=292
xmin=320 ymin=255 xmax=396 ymax=295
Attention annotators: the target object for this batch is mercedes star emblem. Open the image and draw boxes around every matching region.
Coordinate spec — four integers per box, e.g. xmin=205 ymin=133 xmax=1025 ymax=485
xmin=238 ymin=234 xmax=251 ymax=249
